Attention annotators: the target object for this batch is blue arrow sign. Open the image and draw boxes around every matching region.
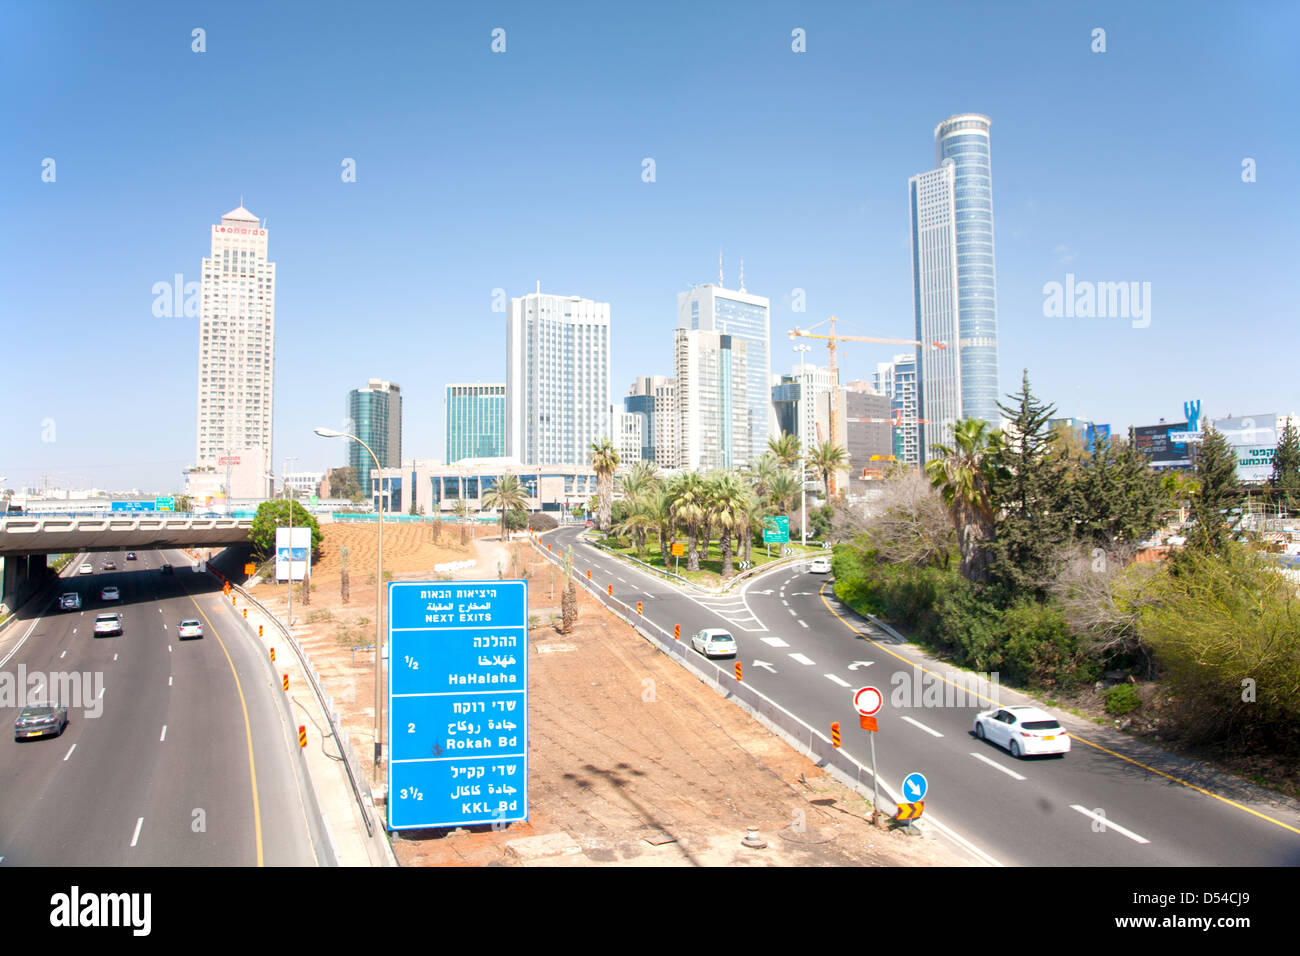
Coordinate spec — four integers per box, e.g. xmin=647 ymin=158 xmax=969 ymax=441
xmin=387 ymin=579 xmax=529 ymax=830
xmin=902 ymin=771 xmax=928 ymax=802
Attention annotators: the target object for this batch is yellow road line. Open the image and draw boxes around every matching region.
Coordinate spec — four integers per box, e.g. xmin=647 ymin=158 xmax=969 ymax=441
xmin=817 ymin=583 xmax=1300 ymax=839
xmin=186 ymin=592 xmax=266 ymax=866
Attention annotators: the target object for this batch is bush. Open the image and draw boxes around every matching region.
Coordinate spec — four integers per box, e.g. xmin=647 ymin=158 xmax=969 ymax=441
xmin=528 ymin=512 xmax=559 ymax=531
xmin=502 ymin=509 xmax=529 ymax=532
xmin=1105 ymin=683 xmax=1142 ymax=715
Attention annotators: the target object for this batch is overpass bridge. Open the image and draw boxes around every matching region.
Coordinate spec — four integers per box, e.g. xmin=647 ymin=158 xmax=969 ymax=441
xmin=0 ymin=513 xmax=253 ymax=611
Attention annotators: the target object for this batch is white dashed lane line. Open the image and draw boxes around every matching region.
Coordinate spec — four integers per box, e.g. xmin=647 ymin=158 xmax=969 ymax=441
xmin=130 ymin=817 xmax=144 ymax=848
xmin=969 ymin=751 xmax=1026 ymax=781
xmin=63 ymin=744 xmax=76 ymax=762
xmin=797 ymin=620 xmax=808 ymax=628
xmin=824 ymin=673 xmax=851 ymax=687
xmin=760 ymin=637 xmax=789 ymax=648
xmin=788 ymin=653 xmax=815 ymax=666
xmin=901 ymin=715 xmax=944 ymax=738
xmin=160 ymin=726 xmax=167 ymax=742
xmin=1070 ymin=805 xmax=1150 ymax=844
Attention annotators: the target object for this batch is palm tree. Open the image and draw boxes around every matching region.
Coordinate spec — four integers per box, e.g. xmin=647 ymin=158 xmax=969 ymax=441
xmin=745 ymin=453 xmax=780 ymax=504
xmin=647 ymin=485 xmax=675 ymax=564
xmin=621 ymin=459 xmax=660 ymax=501
xmin=769 ymin=471 xmax=800 ymax=514
xmin=809 ymin=440 xmax=849 ymax=498
xmin=738 ymin=492 xmax=769 ymax=565
xmin=668 ymin=471 xmax=708 ymax=572
xmin=451 ymin=497 xmax=472 ymax=545
xmin=923 ymin=418 xmax=1007 ymax=582
xmin=480 ymin=472 xmax=529 ymax=541
xmin=613 ymin=500 xmax=657 ymax=558
xmin=710 ymin=472 xmax=751 ymax=577
xmin=589 ymin=438 xmax=621 ymax=532
xmin=768 ymin=432 xmax=802 ymax=472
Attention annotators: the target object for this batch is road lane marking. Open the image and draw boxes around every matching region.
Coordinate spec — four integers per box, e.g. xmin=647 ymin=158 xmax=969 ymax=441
xmin=130 ymin=817 xmax=144 ymax=848
xmin=824 ymin=673 xmax=851 ymax=687
xmin=113 ymin=654 xmax=118 ymax=661
xmin=168 ymin=676 xmax=173 ymax=686
xmin=160 ymin=725 xmax=167 ymax=742
xmin=98 ymin=687 xmax=105 ymax=699
xmin=782 ymin=600 xmax=789 ymax=606
xmin=797 ymin=620 xmax=808 ymax=628
xmin=901 ymin=715 xmax=944 ymax=738
xmin=970 ymin=751 xmax=1026 ymax=780
xmin=63 ymin=744 xmax=76 ymax=762
xmin=788 ymin=608 xmax=798 ymax=615
xmin=168 ymin=645 xmax=172 ymax=653
xmin=788 ymin=653 xmax=815 ymax=666
xmin=760 ymin=637 xmax=789 ymax=648
xmin=1070 ymin=805 xmax=1150 ymax=844
xmin=59 ymin=651 xmax=66 ymax=659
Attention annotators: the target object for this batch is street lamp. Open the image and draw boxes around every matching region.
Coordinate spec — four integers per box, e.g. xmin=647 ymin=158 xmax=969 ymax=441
xmin=793 ymin=344 xmax=811 ymax=548
xmin=315 ymin=426 xmax=385 ymax=775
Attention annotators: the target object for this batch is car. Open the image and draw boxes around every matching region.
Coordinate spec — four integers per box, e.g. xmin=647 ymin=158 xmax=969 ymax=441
xmin=809 ymin=557 xmax=832 ymax=574
xmin=159 ymin=563 xmax=173 ymax=575
xmin=79 ymin=563 xmax=93 ymax=575
xmin=59 ymin=592 xmax=81 ymax=611
xmin=177 ymin=619 xmax=204 ymax=640
xmin=125 ymin=552 xmax=137 ymax=561
xmin=973 ymin=705 xmax=1070 ymax=758
xmin=92 ymin=612 xmax=123 ymax=637
xmin=100 ymin=586 xmax=120 ymax=602
xmin=690 ymin=627 xmax=738 ymax=658
xmin=14 ymin=704 xmax=69 ymax=741
xmin=102 ymin=560 xmax=116 ymax=571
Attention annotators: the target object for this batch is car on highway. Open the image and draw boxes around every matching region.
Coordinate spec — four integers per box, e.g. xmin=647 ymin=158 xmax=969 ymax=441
xmin=808 ymin=557 xmax=832 ymax=574
xmin=125 ymin=552 xmax=137 ymax=560
xmin=974 ymin=705 xmax=1070 ymax=758
xmin=13 ymin=704 xmax=69 ymax=741
xmin=79 ymin=562 xmax=93 ymax=575
xmin=177 ymin=619 xmax=204 ymax=640
xmin=690 ymin=627 xmax=737 ymax=658
xmin=59 ymin=592 xmax=81 ymax=611
xmin=92 ymin=612 xmax=123 ymax=637
xmin=102 ymin=560 xmax=116 ymax=571
xmin=100 ymin=586 xmax=120 ymax=602
xmin=160 ymin=563 xmax=173 ymax=575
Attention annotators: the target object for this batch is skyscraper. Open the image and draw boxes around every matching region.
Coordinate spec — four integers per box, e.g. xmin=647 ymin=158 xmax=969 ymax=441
xmin=506 ymin=287 xmax=612 ymax=466
xmin=446 ymin=383 xmax=506 ymax=463
xmin=875 ymin=353 xmax=919 ymax=465
xmin=196 ymin=205 xmax=275 ymax=474
xmin=625 ymin=375 xmax=678 ymax=469
xmin=910 ymin=114 xmax=1000 ymax=460
xmin=677 ymin=278 xmax=772 ymax=465
xmin=674 ymin=328 xmax=749 ymax=472
xmin=347 ymin=379 xmax=402 ymax=483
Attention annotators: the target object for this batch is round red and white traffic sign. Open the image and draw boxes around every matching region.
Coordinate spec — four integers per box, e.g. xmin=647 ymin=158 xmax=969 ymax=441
xmin=853 ymin=686 xmax=883 ymax=717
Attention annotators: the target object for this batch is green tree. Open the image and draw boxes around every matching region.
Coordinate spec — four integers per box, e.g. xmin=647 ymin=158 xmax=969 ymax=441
xmin=768 ymin=471 xmax=800 ymax=515
xmin=481 ymin=473 xmax=530 ymax=541
xmin=325 ymin=466 xmax=363 ymax=502
xmin=709 ymin=472 xmax=751 ymax=577
xmin=1187 ymin=424 xmax=1240 ymax=554
xmin=809 ymin=439 xmax=849 ymax=498
xmin=768 ymin=432 xmax=802 ymax=472
xmin=745 ymin=453 xmax=780 ymax=503
xmin=924 ymin=418 xmax=1007 ymax=583
xmin=589 ymin=438 xmax=621 ymax=532
xmin=668 ymin=471 xmax=708 ymax=572
xmin=1270 ymin=421 xmax=1300 ymax=513
xmin=451 ymin=498 xmax=472 ymax=545
xmin=248 ymin=499 xmax=323 ymax=560
xmin=1061 ymin=434 xmax=1171 ymax=548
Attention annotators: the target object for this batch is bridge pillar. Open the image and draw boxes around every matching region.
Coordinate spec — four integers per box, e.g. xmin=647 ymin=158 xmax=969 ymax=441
xmin=0 ymin=554 xmax=48 ymax=615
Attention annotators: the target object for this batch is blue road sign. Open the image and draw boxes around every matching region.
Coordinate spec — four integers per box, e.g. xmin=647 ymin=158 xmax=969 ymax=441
xmin=111 ymin=501 xmax=153 ymax=512
xmin=902 ymin=771 xmax=928 ymax=802
xmin=387 ymin=579 xmax=528 ymax=830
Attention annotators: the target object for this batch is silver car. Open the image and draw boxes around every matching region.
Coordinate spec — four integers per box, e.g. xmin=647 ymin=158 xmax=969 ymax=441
xmin=690 ymin=628 xmax=738 ymax=658
xmin=93 ymin=612 xmax=123 ymax=637
xmin=14 ymin=704 xmax=69 ymax=741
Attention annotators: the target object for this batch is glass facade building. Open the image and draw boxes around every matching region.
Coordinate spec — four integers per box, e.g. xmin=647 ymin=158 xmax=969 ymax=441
xmin=446 ymin=383 xmax=506 ymax=463
xmin=348 ymin=379 xmax=402 ymax=483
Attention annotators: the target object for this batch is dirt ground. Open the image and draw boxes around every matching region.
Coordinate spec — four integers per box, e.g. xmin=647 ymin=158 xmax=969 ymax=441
xmin=248 ymin=523 xmax=970 ymax=867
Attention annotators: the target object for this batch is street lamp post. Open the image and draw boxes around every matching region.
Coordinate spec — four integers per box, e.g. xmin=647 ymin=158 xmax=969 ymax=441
xmin=316 ymin=427 xmax=385 ymax=776
xmin=793 ymin=343 xmax=812 ymax=548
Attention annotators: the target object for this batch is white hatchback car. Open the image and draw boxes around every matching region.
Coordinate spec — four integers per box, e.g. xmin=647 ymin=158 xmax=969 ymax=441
xmin=809 ymin=557 xmax=832 ymax=574
xmin=974 ymin=705 xmax=1070 ymax=758
xmin=79 ymin=563 xmax=93 ymax=575
xmin=690 ymin=628 xmax=737 ymax=658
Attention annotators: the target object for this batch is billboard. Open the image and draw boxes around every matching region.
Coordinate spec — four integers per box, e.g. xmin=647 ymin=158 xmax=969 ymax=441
xmin=1213 ymin=415 xmax=1278 ymax=484
xmin=275 ymin=527 xmax=312 ymax=582
xmin=1133 ymin=422 xmax=1191 ymax=467
xmin=1085 ymin=423 xmax=1111 ymax=454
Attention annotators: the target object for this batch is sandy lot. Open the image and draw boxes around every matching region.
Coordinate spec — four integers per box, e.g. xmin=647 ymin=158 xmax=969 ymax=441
xmin=247 ymin=522 xmax=969 ymax=867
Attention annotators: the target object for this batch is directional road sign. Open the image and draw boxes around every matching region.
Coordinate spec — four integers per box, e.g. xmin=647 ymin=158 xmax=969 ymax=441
xmin=387 ymin=579 xmax=528 ymax=830
xmin=154 ymin=496 xmax=175 ymax=511
xmin=853 ymin=685 xmax=883 ymax=717
xmin=762 ymin=516 xmax=790 ymax=544
xmin=902 ymin=771 xmax=928 ymax=802
xmin=895 ymin=801 xmax=924 ymax=822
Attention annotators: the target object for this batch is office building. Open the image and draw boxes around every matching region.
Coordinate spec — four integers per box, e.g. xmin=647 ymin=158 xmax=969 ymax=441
xmin=625 ymin=375 xmax=678 ymax=469
xmin=506 ymin=287 xmax=612 ymax=466
xmin=910 ymin=114 xmax=1001 ymax=460
xmin=875 ymin=353 xmax=920 ymax=464
xmin=677 ymin=278 xmax=772 ymax=465
xmin=612 ymin=408 xmax=643 ymax=465
xmin=347 ymin=379 xmax=403 ymax=482
xmin=196 ymin=205 xmax=276 ymax=486
xmin=446 ymin=383 xmax=506 ymax=463
xmin=675 ymin=328 xmax=749 ymax=472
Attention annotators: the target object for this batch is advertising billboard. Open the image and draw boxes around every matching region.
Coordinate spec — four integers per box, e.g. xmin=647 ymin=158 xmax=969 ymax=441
xmin=275 ymin=527 xmax=312 ymax=582
xmin=1133 ymin=422 xmax=1191 ymax=467
xmin=1213 ymin=415 xmax=1278 ymax=484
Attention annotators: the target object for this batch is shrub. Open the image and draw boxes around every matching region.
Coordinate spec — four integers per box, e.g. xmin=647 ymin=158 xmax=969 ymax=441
xmin=528 ymin=512 xmax=559 ymax=531
xmin=1105 ymin=683 xmax=1142 ymax=716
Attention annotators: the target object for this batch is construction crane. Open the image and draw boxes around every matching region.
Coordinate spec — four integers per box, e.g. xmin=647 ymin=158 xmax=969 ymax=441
xmin=790 ymin=316 xmax=947 ymax=495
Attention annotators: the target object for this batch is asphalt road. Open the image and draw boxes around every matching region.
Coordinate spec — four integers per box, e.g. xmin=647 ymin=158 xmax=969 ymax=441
xmin=0 ymin=549 xmax=321 ymax=866
xmin=546 ymin=526 xmax=1300 ymax=866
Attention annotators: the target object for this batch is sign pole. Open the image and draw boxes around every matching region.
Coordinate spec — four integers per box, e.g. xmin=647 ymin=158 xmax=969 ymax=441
xmin=870 ymin=731 xmax=879 ymax=826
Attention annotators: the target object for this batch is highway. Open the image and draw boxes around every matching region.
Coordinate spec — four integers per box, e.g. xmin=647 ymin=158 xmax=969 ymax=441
xmin=0 ymin=549 xmax=323 ymax=865
xmin=545 ymin=525 xmax=1300 ymax=867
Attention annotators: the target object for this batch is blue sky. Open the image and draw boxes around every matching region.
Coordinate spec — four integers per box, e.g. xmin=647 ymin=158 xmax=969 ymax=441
xmin=2 ymin=0 xmax=1297 ymax=493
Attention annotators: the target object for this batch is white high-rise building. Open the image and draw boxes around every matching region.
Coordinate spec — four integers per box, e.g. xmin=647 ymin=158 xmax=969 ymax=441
xmin=674 ymin=328 xmax=749 ymax=473
xmin=506 ymin=287 xmax=612 ymax=466
xmin=196 ymin=205 xmax=275 ymax=482
xmin=677 ymin=279 xmax=772 ymax=465
xmin=612 ymin=407 xmax=643 ymax=465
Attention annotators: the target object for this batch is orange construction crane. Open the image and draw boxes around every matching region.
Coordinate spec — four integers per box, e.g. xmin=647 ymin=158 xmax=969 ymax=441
xmin=790 ymin=317 xmax=946 ymax=495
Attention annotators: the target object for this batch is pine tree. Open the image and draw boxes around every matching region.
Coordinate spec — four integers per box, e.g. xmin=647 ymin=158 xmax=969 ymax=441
xmin=1062 ymin=433 xmax=1171 ymax=547
xmin=1188 ymin=424 xmax=1241 ymax=554
xmin=1271 ymin=422 xmax=1300 ymax=514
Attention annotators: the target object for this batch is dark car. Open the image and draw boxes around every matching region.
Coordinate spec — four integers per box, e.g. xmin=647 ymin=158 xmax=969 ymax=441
xmin=160 ymin=563 xmax=173 ymax=575
xmin=125 ymin=552 xmax=137 ymax=561
xmin=14 ymin=704 xmax=69 ymax=741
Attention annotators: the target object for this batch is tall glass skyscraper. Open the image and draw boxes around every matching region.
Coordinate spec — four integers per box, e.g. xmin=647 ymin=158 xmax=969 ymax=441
xmin=910 ymin=114 xmax=1000 ymax=460
xmin=446 ymin=383 xmax=506 ymax=463
xmin=347 ymin=379 xmax=402 ymax=482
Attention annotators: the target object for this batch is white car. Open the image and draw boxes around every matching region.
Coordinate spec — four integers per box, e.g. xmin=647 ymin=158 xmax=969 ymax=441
xmin=79 ymin=563 xmax=93 ymax=575
xmin=92 ymin=612 xmax=123 ymax=637
xmin=809 ymin=557 xmax=832 ymax=574
xmin=974 ymin=705 xmax=1070 ymax=758
xmin=690 ymin=628 xmax=737 ymax=658
xmin=100 ymin=586 xmax=120 ymax=601
xmin=177 ymin=619 xmax=204 ymax=640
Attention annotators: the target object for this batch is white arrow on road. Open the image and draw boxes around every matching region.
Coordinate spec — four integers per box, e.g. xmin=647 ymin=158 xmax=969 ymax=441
xmin=752 ymin=660 xmax=777 ymax=673
xmin=847 ymin=661 xmax=874 ymax=670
